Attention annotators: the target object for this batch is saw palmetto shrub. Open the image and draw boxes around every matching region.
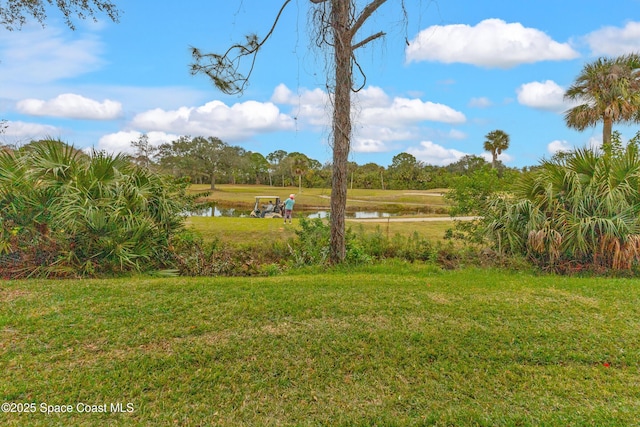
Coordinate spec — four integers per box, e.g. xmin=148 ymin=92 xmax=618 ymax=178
xmin=485 ymin=145 xmax=640 ymax=273
xmin=0 ymin=140 xmax=189 ymax=278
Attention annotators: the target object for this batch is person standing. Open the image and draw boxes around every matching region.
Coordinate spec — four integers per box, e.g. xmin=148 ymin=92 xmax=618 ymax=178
xmin=283 ymin=194 xmax=295 ymax=224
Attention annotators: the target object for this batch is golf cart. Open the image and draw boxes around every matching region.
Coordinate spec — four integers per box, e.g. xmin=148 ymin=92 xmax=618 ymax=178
xmin=250 ymin=196 xmax=283 ymax=218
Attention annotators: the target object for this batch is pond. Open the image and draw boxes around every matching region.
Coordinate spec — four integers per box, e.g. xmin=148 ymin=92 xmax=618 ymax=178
xmin=184 ymin=205 xmax=400 ymax=219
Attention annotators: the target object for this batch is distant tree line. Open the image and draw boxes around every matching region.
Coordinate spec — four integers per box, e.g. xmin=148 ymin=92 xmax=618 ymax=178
xmin=131 ymin=133 xmax=519 ymax=191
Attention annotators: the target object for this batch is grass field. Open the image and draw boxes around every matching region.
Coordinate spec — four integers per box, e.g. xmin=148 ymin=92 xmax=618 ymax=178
xmin=184 ymin=184 xmax=455 ymax=245
xmin=189 ymin=184 xmax=450 ymax=213
xmin=2 ymin=265 xmax=640 ymax=426
xmin=185 ymin=216 xmax=454 ymax=245
xmin=183 ymin=184 xmax=455 ymax=247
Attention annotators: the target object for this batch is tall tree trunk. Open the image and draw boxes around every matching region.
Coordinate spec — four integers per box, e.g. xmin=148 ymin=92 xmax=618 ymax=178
xmin=329 ymin=0 xmax=352 ymax=264
xmin=603 ymin=116 xmax=613 ymax=148
xmin=210 ymin=173 xmax=216 ymax=190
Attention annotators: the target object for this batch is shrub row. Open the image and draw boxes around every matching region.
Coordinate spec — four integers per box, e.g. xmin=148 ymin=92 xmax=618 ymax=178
xmin=168 ymin=217 xmax=530 ymax=277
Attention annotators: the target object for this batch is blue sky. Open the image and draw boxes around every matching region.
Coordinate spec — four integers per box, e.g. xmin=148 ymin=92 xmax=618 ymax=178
xmin=1 ymin=0 xmax=639 ymax=168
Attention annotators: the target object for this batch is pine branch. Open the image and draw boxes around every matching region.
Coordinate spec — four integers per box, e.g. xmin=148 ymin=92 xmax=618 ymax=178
xmin=190 ymin=0 xmax=292 ymax=95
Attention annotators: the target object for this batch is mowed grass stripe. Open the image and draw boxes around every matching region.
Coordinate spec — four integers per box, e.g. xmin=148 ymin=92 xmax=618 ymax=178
xmin=1 ymin=267 xmax=639 ymax=426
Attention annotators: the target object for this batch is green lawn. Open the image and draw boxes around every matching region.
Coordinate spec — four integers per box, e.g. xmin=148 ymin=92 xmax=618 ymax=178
xmin=184 ymin=184 xmax=454 ymax=246
xmin=188 ymin=184 xmax=449 ymax=213
xmin=185 ymin=216 xmax=299 ymax=245
xmin=2 ymin=265 xmax=639 ymax=426
xmin=185 ymin=216 xmax=453 ymax=245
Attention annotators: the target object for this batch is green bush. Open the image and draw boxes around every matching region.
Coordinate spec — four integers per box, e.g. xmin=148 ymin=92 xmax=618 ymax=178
xmin=485 ymin=145 xmax=640 ymax=272
xmin=445 ymin=165 xmax=515 ymax=216
xmin=290 ymin=217 xmax=331 ymax=266
xmin=167 ymin=219 xmax=526 ymax=277
xmin=288 ymin=217 xmax=371 ymax=267
xmin=171 ymin=227 xmax=292 ymax=276
xmin=0 ymin=140 xmax=189 ymax=277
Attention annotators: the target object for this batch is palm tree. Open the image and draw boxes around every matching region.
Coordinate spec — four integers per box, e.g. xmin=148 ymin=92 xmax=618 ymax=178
xmin=564 ymin=53 xmax=640 ymax=148
xmin=291 ymin=154 xmax=309 ymax=194
xmin=487 ymin=145 xmax=640 ymax=271
xmin=483 ymin=130 xmax=510 ymax=168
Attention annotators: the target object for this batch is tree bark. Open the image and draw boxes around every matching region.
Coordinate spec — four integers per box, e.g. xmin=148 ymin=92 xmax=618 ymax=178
xmin=603 ymin=116 xmax=613 ymax=148
xmin=329 ymin=0 xmax=352 ymax=264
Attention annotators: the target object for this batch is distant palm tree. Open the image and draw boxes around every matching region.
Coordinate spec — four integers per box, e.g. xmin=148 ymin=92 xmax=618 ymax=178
xmin=292 ymin=155 xmax=309 ymax=194
xmin=483 ymin=130 xmax=510 ymax=168
xmin=564 ymin=53 xmax=640 ymax=148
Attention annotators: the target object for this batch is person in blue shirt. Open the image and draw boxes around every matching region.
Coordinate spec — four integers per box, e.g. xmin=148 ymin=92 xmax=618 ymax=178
xmin=283 ymin=194 xmax=295 ymax=224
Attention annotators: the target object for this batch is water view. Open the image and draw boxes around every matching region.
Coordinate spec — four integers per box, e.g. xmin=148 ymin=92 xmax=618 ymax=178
xmin=185 ymin=205 xmax=400 ymax=219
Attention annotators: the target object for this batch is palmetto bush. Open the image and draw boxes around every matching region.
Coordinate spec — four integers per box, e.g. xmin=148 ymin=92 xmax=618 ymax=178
xmin=0 ymin=140 xmax=188 ymax=277
xmin=486 ymin=145 xmax=640 ymax=272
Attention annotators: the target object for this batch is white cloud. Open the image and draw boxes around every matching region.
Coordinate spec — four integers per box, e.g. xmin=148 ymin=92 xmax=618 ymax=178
xmin=272 ymin=84 xmax=465 ymax=128
xmin=355 ymin=86 xmax=391 ymax=108
xmin=447 ymin=129 xmax=467 ymax=140
xmin=85 ymin=85 xmax=208 ymax=114
xmin=16 ymin=93 xmax=122 ymax=120
xmin=271 ymin=84 xmax=294 ymax=104
xmin=271 ymin=84 xmax=330 ymax=127
xmin=130 ymin=99 xmax=295 ymax=141
xmin=351 ymin=126 xmax=416 ymax=154
xmin=406 ymin=19 xmax=579 ymax=68
xmin=96 ymin=130 xmax=180 ymax=154
xmin=0 ymin=120 xmax=60 ymax=144
xmin=469 ymin=97 xmax=492 ymax=108
xmin=271 ymin=84 xmax=328 ymax=106
xmin=407 ymin=141 xmax=468 ymax=166
xmin=360 ymin=97 xmax=466 ymax=126
xmin=269 ymin=84 xmax=466 ymax=154
xmin=548 ymin=140 xmax=572 ymax=154
xmin=584 ymin=21 xmax=640 ymax=56
xmin=352 ymin=139 xmax=389 ymax=153
xmin=353 ymin=92 xmax=466 ymax=154
xmin=356 ymin=125 xmax=416 ymax=142
xmin=517 ymin=80 xmax=570 ymax=112
xmin=0 ymin=25 xmax=104 ymax=85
